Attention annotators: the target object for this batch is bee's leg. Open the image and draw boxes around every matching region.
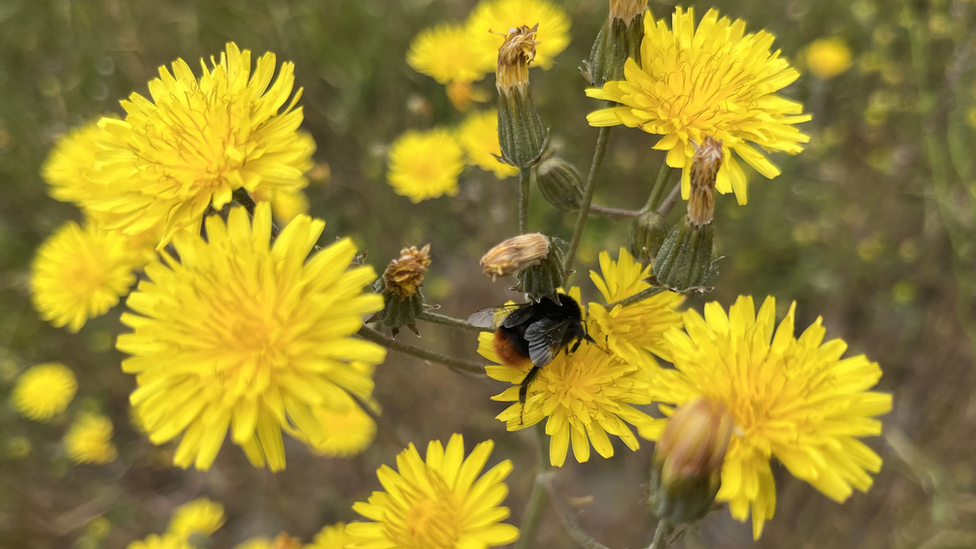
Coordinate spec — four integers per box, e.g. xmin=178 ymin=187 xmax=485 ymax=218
xmin=519 ymin=366 xmax=542 ymax=425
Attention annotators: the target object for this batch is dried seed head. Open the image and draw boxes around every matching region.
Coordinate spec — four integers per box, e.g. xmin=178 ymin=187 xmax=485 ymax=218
xmin=496 ymin=25 xmax=538 ymax=92
xmin=609 ymin=0 xmax=647 ymax=23
xmin=481 ymin=233 xmax=550 ymax=279
xmin=383 ymin=244 xmax=432 ymax=300
xmin=687 ymin=137 xmax=723 ymax=227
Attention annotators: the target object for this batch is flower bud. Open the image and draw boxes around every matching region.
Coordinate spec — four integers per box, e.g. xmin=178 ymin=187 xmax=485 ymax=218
xmin=536 ymin=156 xmax=584 ymax=211
xmin=687 ymin=137 xmax=722 ymax=227
xmin=584 ymin=0 xmax=648 ymax=86
xmin=630 ymin=210 xmax=669 ymax=265
xmin=653 ymin=216 xmax=715 ymax=292
xmin=481 ymin=233 xmax=550 ymax=279
xmin=515 ymin=237 xmax=565 ymax=301
xmin=649 ymin=398 xmax=733 ymax=524
xmin=496 ymin=25 xmax=549 ymax=169
xmin=374 ymin=244 xmax=431 ymax=338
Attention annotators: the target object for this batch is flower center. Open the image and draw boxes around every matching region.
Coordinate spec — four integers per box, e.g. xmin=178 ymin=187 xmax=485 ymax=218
xmin=386 ymin=468 xmax=461 ymax=549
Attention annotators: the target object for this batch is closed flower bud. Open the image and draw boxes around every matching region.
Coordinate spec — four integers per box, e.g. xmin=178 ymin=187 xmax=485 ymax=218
xmin=630 ymin=210 xmax=669 ymax=265
xmin=687 ymin=137 xmax=722 ymax=227
xmin=537 ymin=156 xmax=584 ymax=211
xmin=497 ymin=25 xmax=549 ymax=169
xmin=481 ymin=233 xmax=550 ymax=279
xmin=585 ymin=0 xmax=648 ymax=86
xmin=374 ymin=244 xmax=431 ymax=338
xmin=654 ymin=217 xmax=715 ymax=292
xmin=649 ymin=398 xmax=733 ymax=524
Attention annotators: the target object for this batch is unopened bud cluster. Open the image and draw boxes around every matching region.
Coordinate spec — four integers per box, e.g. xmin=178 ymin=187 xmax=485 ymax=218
xmin=496 ymin=25 xmax=549 ymax=169
xmin=374 ymin=244 xmax=431 ymax=337
xmin=649 ymin=398 xmax=733 ymax=524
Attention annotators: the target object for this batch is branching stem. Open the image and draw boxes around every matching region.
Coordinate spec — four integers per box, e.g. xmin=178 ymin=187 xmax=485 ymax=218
xmin=356 ymin=326 xmax=485 ymax=376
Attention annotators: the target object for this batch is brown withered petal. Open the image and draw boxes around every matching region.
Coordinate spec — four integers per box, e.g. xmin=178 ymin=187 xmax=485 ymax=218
xmin=496 ymin=25 xmax=538 ymax=92
xmin=610 ymin=0 xmax=648 ymax=22
xmin=481 ymin=233 xmax=549 ymax=279
xmin=383 ymin=244 xmax=432 ymax=299
xmin=687 ymin=137 xmax=723 ymax=227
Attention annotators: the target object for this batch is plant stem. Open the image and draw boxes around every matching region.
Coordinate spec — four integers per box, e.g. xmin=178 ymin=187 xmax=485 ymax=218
xmin=232 ymin=187 xmax=280 ymax=238
xmin=604 ymin=286 xmax=666 ymax=309
xmin=514 ymin=424 xmax=551 ymax=549
xmin=519 ymin=167 xmax=532 ymax=234
xmin=538 ymin=473 xmax=613 ymax=549
xmin=643 ymin=164 xmax=673 ymax=212
xmin=646 ymin=520 xmax=672 ymax=549
xmin=356 ymin=326 xmax=485 ymax=376
xmin=589 ymin=204 xmax=642 ymax=219
xmin=417 ymin=312 xmax=493 ymax=332
xmin=563 ymin=126 xmax=612 ymax=279
xmin=655 ymin=183 xmax=683 ymax=217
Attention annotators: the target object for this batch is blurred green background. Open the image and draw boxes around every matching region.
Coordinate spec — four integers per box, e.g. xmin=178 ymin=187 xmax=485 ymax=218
xmin=2 ymin=0 xmax=976 ymax=547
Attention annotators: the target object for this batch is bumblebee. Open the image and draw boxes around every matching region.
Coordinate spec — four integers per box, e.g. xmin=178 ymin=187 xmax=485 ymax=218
xmin=469 ymin=294 xmax=595 ymax=423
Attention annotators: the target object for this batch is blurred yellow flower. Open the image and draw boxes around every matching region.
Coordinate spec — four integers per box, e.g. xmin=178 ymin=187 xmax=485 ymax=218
xmin=387 ymin=129 xmax=465 ymax=203
xmin=305 ymin=523 xmax=350 ymax=549
xmin=478 ymin=289 xmax=656 ymax=467
xmin=31 ymin=221 xmax=142 ymax=333
xmin=11 ymin=363 xmax=77 ymax=421
xmin=640 ymin=296 xmax=892 ymax=538
xmin=117 ymin=204 xmax=385 ymax=471
xmin=588 ymin=248 xmax=683 ymax=363
xmin=587 ymin=8 xmax=811 ymax=205
xmin=457 ymin=110 xmax=518 ymax=179
xmin=127 ymin=534 xmax=192 ymax=549
xmin=311 ymin=398 xmax=377 ymax=458
xmin=232 ymin=540 xmax=272 ymax=549
xmin=64 ymin=413 xmax=118 ymax=464
xmin=42 ymin=117 xmax=114 ymax=216
xmin=168 ymin=498 xmax=225 ymax=539
xmin=87 ymin=42 xmax=314 ymax=246
xmin=408 ymin=24 xmax=488 ymax=85
xmin=805 ymin=37 xmax=853 ymax=80
xmin=347 ymin=434 xmax=519 ymax=549
xmin=467 ymin=0 xmax=571 ymax=73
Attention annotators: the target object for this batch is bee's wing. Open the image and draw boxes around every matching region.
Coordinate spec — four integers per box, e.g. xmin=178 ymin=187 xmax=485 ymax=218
xmin=524 ymin=319 xmax=573 ymax=367
xmin=467 ymin=304 xmax=520 ymax=328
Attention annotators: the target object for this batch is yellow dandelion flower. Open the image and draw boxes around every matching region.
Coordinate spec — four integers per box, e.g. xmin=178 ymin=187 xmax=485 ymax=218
xmin=64 ymin=413 xmax=118 ymax=464
xmin=251 ymin=185 xmax=311 ymax=225
xmin=347 ymin=434 xmax=519 ymax=549
xmin=466 ymin=0 xmax=571 ymax=73
xmin=408 ymin=24 xmax=488 ymax=85
xmin=478 ymin=289 xmax=656 ymax=467
xmin=127 ymin=534 xmax=192 ymax=549
xmin=387 ymin=129 xmax=465 ymax=203
xmin=588 ymin=248 xmax=683 ymax=363
xmin=457 ymin=110 xmax=519 ymax=179
xmin=116 ymin=203 xmax=385 ymax=471
xmin=88 ymin=42 xmax=314 ymax=246
xmin=587 ymin=8 xmax=811 ymax=205
xmin=42 ymin=117 xmax=114 ymax=211
xmin=11 ymin=363 xmax=77 ymax=421
xmin=305 ymin=523 xmax=350 ymax=549
xmin=640 ymin=296 xmax=892 ymax=538
xmin=311 ymin=398 xmax=377 ymax=458
xmin=168 ymin=498 xmax=226 ymax=539
xmin=805 ymin=37 xmax=853 ymax=80
xmin=31 ymin=221 xmax=143 ymax=333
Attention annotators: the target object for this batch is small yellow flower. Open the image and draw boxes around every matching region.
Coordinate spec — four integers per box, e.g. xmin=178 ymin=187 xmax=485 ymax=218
xmin=64 ymin=413 xmax=118 ymax=464
xmin=641 ymin=296 xmax=892 ymax=538
xmin=127 ymin=534 xmax=192 ymax=549
xmin=31 ymin=221 xmax=144 ymax=333
xmin=466 ymin=0 xmax=571 ymax=73
xmin=587 ymin=8 xmax=811 ymax=205
xmin=346 ymin=434 xmax=519 ymax=549
xmin=305 ymin=523 xmax=350 ymax=549
xmin=587 ymin=248 xmax=683 ymax=363
xmin=457 ymin=110 xmax=518 ymax=179
xmin=310 ymin=395 xmax=377 ymax=458
xmin=88 ymin=42 xmax=315 ymax=246
xmin=479 ymin=289 xmax=656 ymax=467
xmin=387 ymin=129 xmax=465 ymax=203
xmin=117 ymin=203 xmax=385 ymax=471
xmin=42 ymin=117 xmax=117 ymax=220
xmin=168 ymin=498 xmax=226 ymax=539
xmin=805 ymin=37 xmax=853 ymax=80
xmin=11 ymin=363 xmax=77 ymax=421
xmin=408 ymin=24 xmax=488 ymax=85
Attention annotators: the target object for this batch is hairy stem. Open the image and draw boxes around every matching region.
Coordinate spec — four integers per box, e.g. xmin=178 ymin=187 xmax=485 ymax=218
xmin=605 ymin=286 xmax=667 ymax=309
xmin=563 ymin=126 xmax=612 ymax=279
xmin=520 ymin=167 xmax=532 ymax=234
xmin=417 ymin=312 xmax=493 ymax=332
xmin=356 ymin=326 xmax=485 ymax=376
xmin=643 ymin=164 xmax=674 ymax=212
xmin=589 ymin=204 xmax=642 ymax=219
xmin=514 ymin=424 xmax=551 ymax=549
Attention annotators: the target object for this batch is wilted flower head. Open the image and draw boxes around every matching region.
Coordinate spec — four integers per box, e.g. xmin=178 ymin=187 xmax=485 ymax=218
xmin=11 ymin=363 xmax=77 ymax=421
xmin=346 ymin=434 xmax=520 ymax=549
xmin=117 ymin=203 xmax=385 ymax=470
xmin=481 ymin=233 xmax=549 ymax=279
xmin=609 ymin=0 xmax=647 ymax=22
xmin=641 ymin=296 xmax=892 ymax=538
xmin=467 ymin=0 xmax=571 ymax=73
xmin=495 ymin=25 xmax=538 ymax=92
xmin=387 ymin=129 xmax=465 ymax=203
xmin=64 ymin=413 xmax=118 ymax=464
xmin=384 ymin=245 xmax=432 ymax=300
xmin=587 ymin=8 xmax=811 ymax=205
xmin=687 ymin=137 xmax=723 ymax=227
xmin=87 ymin=42 xmax=314 ymax=246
